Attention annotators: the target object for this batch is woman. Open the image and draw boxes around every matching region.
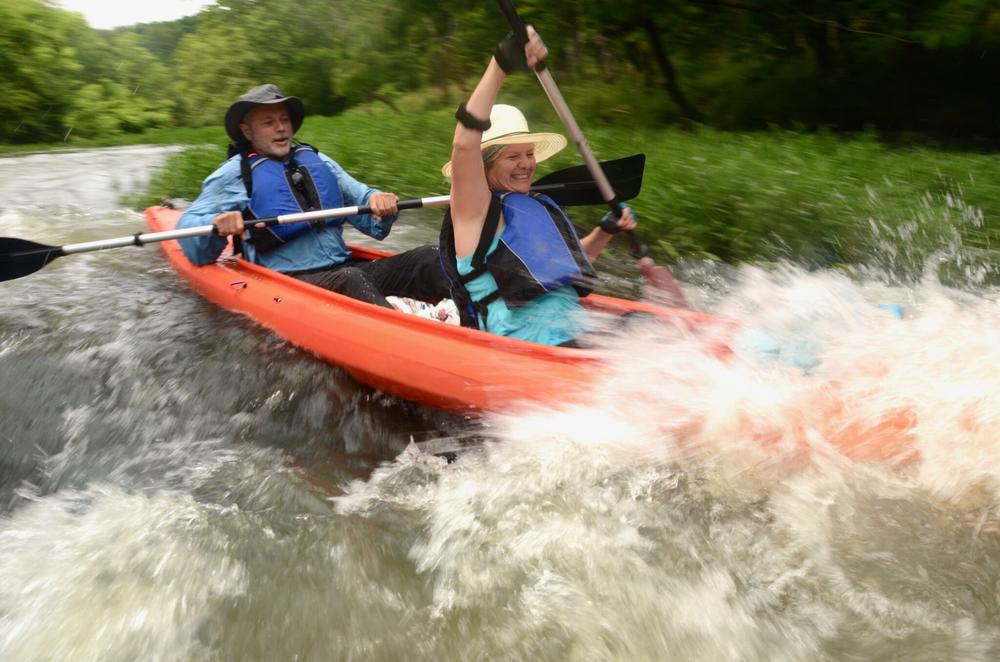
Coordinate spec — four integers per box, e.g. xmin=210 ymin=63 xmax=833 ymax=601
xmin=440 ymin=26 xmax=637 ymax=346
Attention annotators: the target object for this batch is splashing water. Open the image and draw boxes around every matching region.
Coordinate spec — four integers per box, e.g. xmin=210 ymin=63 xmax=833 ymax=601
xmin=330 ymin=266 xmax=1000 ymax=660
xmin=4 ymin=264 xmax=999 ymax=660
xmin=2 ymin=147 xmax=999 ymax=659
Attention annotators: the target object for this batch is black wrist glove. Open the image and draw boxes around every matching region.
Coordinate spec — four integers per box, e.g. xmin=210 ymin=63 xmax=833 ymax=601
xmin=494 ymin=32 xmax=528 ymax=74
xmin=599 ymin=212 xmax=623 ymax=234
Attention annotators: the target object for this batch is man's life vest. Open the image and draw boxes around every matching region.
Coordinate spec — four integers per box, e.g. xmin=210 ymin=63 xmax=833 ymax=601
xmin=439 ymin=191 xmax=597 ymax=328
xmin=237 ymin=143 xmax=344 ymax=253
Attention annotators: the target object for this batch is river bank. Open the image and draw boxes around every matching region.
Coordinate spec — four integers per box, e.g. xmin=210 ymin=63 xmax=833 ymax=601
xmin=110 ymin=109 xmax=999 ymax=284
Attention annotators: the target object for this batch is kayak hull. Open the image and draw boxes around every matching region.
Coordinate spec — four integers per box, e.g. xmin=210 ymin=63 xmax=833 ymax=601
xmin=145 ymin=206 xmax=723 ymax=415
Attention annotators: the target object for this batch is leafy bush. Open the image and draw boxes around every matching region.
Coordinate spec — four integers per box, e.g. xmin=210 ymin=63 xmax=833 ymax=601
xmin=136 ymin=111 xmax=1000 ymax=284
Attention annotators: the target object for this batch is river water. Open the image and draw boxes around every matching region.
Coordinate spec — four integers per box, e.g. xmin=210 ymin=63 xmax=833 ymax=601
xmin=1 ymin=145 xmax=999 ymax=661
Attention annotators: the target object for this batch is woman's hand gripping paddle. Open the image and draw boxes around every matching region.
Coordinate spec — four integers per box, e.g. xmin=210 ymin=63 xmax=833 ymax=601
xmin=0 ymin=155 xmax=651 ymax=284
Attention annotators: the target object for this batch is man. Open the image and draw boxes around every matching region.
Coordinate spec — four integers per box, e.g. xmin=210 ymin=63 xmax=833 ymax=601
xmin=177 ymin=83 xmax=448 ymax=308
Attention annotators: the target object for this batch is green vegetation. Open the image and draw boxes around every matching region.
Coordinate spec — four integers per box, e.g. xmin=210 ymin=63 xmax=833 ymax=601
xmin=2 ymin=0 xmax=999 ymax=146
xmin=135 ymin=108 xmax=1000 ymax=280
xmin=3 ymin=0 xmax=996 ymax=280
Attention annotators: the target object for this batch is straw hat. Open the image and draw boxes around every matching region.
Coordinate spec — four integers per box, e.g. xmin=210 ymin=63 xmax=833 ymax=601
xmin=441 ymin=104 xmax=567 ymax=178
xmin=224 ymin=83 xmax=305 ymax=144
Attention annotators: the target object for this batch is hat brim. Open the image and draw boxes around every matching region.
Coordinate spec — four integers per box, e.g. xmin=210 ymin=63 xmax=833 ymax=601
xmin=225 ymin=96 xmax=305 ymax=144
xmin=441 ymin=132 xmax=567 ymax=179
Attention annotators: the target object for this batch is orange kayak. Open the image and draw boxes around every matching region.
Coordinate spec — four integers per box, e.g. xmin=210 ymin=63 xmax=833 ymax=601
xmin=145 ymin=205 xmax=726 ymax=415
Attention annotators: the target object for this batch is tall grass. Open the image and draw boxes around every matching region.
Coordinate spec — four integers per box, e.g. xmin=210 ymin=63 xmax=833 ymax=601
xmin=134 ymin=109 xmax=999 ymax=281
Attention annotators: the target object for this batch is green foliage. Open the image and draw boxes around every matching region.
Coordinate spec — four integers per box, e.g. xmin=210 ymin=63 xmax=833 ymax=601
xmin=64 ymin=81 xmax=172 ymax=138
xmin=62 ymin=33 xmax=175 ymax=138
xmin=170 ymin=3 xmax=280 ymax=127
xmin=2 ymin=0 xmax=999 ymax=278
xmin=0 ymin=0 xmax=88 ymax=142
xmin=114 ymin=15 xmax=200 ymax=62
xmin=135 ymin=111 xmax=999 ymax=282
xmin=127 ymin=142 xmax=228 ymax=209
xmin=3 ymin=0 xmax=1000 ymax=144
xmin=620 ymin=126 xmax=1000 ymax=281
xmin=0 ymin=0 xmax=179 ymax=142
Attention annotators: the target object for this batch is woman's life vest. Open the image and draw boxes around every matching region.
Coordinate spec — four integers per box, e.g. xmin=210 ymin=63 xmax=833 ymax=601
xmin=238 ymin=143 xmax=344 ymax=253
xmin=439 ymin=191 xmax=597 ymax=328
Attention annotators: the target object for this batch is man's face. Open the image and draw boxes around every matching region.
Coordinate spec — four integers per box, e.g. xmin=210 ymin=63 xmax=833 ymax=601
xmin=240 ymin=104 xmax=293 ymax=159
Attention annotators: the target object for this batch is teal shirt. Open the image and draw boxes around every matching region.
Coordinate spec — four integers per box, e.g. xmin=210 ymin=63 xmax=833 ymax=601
xmin=457 ymin=234 xmax=586 ymax=346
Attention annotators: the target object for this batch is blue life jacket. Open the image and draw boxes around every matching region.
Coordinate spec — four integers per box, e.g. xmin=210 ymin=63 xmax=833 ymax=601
xmin=439 ymin=191 xmax=597 ymax=328
xmin=239 ymin=144 xmax=344 ymax=252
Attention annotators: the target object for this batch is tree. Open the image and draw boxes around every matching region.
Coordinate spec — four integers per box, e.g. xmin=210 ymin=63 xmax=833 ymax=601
xmin=0 ymin=0 xmax=89 ymax=142
xmin=53 ymin=31 xmax=172 ymax=138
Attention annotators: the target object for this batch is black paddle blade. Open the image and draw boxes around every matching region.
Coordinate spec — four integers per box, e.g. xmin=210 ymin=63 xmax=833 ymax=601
xmin=531 ymin=153 xmax=645 ymax=206
xmin=0 ymin=237 xmax=66 ymax=282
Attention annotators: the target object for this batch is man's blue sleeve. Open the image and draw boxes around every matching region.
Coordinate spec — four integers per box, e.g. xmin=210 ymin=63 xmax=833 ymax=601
xmin=319 ymin=153 xmax=397 ymax=240
xmin=176 ymin=157 xmax=249 ymax=265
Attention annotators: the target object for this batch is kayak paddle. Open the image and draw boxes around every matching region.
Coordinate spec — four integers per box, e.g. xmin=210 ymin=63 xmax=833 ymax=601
xmin=0 ymin=152 xmax=643 ymax=283
xmin=533 ymin=153 xmax=645 ymax=207
xmin=0 ymin=196 xmax=451 ymax=283
xmin=495 ymin=0 xmax=690 ymax=309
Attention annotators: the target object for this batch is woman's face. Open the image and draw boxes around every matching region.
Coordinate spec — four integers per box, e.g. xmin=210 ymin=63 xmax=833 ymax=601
xmin=486 ymin=144 xmax=536 ymax=194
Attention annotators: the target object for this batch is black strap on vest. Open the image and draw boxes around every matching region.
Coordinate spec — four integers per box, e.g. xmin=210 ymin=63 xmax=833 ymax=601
xmin=286 ymin=157 xmax=323 ymax=215
xmin=437 ymin=195 xmax=514 ymax=329
xmin=235 ymin=141 xmax=317 ymax=199
xmin=463 ymin=195 xmax=509 ymax=323
xmin=461 ymin=194 xmax=503 ymax=286
xmin=439 ymin=206 xmax=488 ymax=329
xmin=240 ymin=154 xmax=254 ymax=197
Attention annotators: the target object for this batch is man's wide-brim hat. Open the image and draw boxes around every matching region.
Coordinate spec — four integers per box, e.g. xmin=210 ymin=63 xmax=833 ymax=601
xmin=224 ymin=83 xmax=305 ymax=143
xmin=441 ymin=104 xmax=567 ymax=179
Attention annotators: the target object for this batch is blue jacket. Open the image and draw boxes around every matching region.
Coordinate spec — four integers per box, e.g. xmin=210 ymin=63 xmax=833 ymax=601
xmin=177 ymin=150 xmax=397 ymax=273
